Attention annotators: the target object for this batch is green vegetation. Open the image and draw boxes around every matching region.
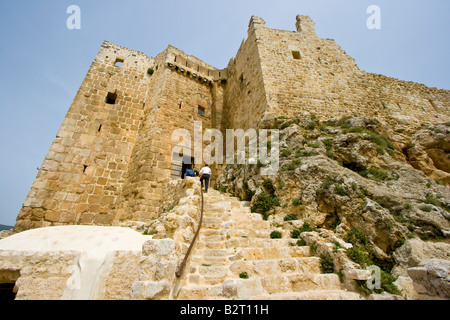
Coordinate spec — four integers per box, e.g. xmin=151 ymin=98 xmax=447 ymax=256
xmin=367 ymin=132 xmax=395 ymax=151
xmin=147 ymin=67 xmax=154 ymax=75
xmin=316 ymin=176 xmax=335 ymax=195
xmin=277 ymin=178 xmax=285 ymax=190
xmin=358 ymin=167 xmax=390 ymax=181
xmin=291 ymin=230 xmax=301 ymax=239
xmin=403 ymin=202 xmax=412 ymax=209
xmin=344 ymin=228 xmax=401 ymax=296
xmin=334 ymin=184 xmax=347 ymax=196
xmin=281 ymin=148 xmax=293 ymax=157
xmin=142 ymin=228 xmax=156 ymax=236
xmin=239 ymin=271 xmax=249 ymax=279
xmin=281 ymin=161 xmax=297 ymax=171
xmin=251 ymin=192 xmax=280 ymax=219
xmin=291 ymin=222 xmax=317 ymax=239
xmin=262 ymin=178 xmax=275 ymax=192
xmin=296 ymin=149 xmax=313 ymax=157
xmin=284 ymin=214 xmax=298 ymax=221
xmin=346 ymin=228 xmax=368 ymax=246
xmin=320 ymin=253 xmax=335 ymax=273
xmin=270 ymin=231 xmax=282 ymax=239
xmin=347 ymin=247 xmax=372 ymax=268
xmin=425 ymin=194 xmax=440 ymax=206
xmin=243 ymin=182 xmax=255 ymax=201
xmin=292 ymin=198 xmax=302 ymax=206
xmin=419 ymin=205 xmax=432 ymax=212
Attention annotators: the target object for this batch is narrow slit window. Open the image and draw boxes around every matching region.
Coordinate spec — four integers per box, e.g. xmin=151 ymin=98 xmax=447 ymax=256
xmin=106 ymin=92 xmax=117 ymax=104
xmin=292 ymin=51 xmax=301 ymax=59
xmin=83 ymin=165 xmax=88 ymax=173
xmin=198 ymin=106 xmax=205 ymax=117
xmin=98 ymin=124 xmax=102 ymax=132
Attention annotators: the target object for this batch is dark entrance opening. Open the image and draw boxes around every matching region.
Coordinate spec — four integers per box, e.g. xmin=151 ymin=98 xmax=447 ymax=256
xmin=0 ymin=270 xmax=19 ymax=301
xmin=0 ymin=283 xmax=16 ymax=301
xmin=181 ymin=156 xmax=195 ymax=179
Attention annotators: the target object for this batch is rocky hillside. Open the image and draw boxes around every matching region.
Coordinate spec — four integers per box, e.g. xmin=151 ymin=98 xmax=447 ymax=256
xmin=215 ymin=113 xmax=450 ymax=299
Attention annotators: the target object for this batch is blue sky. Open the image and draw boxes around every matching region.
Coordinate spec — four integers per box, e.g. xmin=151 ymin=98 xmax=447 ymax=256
xmin=0 ymin=0 xmax=449 ymax=226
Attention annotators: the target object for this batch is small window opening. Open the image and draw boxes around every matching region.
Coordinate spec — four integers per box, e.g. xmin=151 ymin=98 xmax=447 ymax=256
xmin=106 ymin=92 xmax=117 ymax=104
xmin=174 ymin=56 xmax=177 ymax=62
xmin=114 ymin=58 xmax=124 ymax=67
xmin=98 ymin=124 xmax=102 ymax=132
xmin=198 ymin=106 xmax=205 ymax=117
xmin=179 ymin=101 xmax=182 ymax=109
xmin=292 ymin=51 xmax=301 ymax=59
xmin=83 ymin=165 xmax=88 ymax=173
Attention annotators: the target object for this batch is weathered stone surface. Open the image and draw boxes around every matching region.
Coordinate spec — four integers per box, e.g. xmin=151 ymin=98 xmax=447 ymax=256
xmin=407 ymin=259 xmax=450 ymax=299
xmin=6 ymin=13 xmax=450 ymax=301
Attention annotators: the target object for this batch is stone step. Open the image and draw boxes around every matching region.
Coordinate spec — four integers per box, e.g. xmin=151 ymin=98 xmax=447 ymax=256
xmin=196 ymin=240 xmax=226 ymax=250
xmin=198 ymin=265 xmax=230 ymax=278
xmin=199 ymin=233 xmax=228 ymax=242
xmin=221 ymin=274 xmax=342 ymax=298
xmin=201 ymin=218 xmax=271 ymax=231
xmin=177 ymin=284 xmax=227 ymax=300
xmin=202 ymin=211 xmax=258 ymax=223
xmin=192 ymin=265 xmax=231 ymax=285
xmin=182 ymin=274 xmax=346 ymax=299
xmin=226 ymin=220 xmax=271 ymax=230
xmin=236 ymin=246 xmax=310 ymax=260
xmin=192 ymin=255 xmax=230 ymax=267
xmin=196 ymin=248 xmax=233 ymax=257
xmin=229 ymin=257 xmax=321 ymax=277
xmin=221 ymin=228 xmax=272 ymax=238
xmin=225 ymin=237 xmax=301 ymax=249
xmin=188 ymin=273 xmax=227 ymax=286
xmin=204 ymin=201 xmax=232 ymax=211
xmin=250 ymin=290 xmax=363 ymax=300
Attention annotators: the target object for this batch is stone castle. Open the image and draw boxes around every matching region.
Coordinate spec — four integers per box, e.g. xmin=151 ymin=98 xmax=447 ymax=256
xmin=2 ymin=15 xmax=449 ymax=301
xmin=14 ymin=15 xmax=449 ymax=232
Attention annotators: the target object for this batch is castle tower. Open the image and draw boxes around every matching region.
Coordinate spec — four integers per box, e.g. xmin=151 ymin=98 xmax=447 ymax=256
xmin=15 ymin=42 xmax=152 ymax=231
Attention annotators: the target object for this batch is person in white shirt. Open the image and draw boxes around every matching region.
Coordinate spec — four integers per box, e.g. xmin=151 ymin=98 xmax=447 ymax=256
xmin=199 ymin=164 xmax=211 ymax=193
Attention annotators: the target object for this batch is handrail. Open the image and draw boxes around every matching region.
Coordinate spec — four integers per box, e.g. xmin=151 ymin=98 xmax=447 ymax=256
xmin=175 ymin=184 xmax=204 ymax=278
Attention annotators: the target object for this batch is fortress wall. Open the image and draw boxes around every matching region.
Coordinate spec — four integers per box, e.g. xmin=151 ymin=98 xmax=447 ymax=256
xmin=256 ymin=15 xmax=450 ymax=127
xmin=15 ymin=42 xmax=153 ymax=232
xmin=115 ymin=47 xmax=217 ymax=223
xmin=221 ymin=16 xmax=269 ymax=131
xmin=13 ymin=15 xmax=450 ymax=232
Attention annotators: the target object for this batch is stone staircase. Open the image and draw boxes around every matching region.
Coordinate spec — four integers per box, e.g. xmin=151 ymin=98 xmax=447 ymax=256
xmin=177 ymin=189 xmax=361 ymax=300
